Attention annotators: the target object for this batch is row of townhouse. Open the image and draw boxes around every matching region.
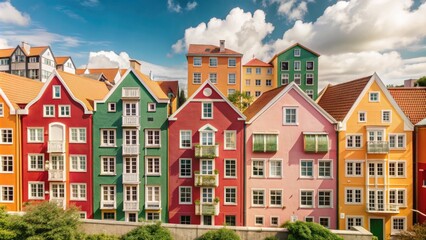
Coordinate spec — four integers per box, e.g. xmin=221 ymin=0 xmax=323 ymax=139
xmin=187 ymin=41 xmax=319 ymax=100
xmin=0 ymin=68 xmax=425 ymax=240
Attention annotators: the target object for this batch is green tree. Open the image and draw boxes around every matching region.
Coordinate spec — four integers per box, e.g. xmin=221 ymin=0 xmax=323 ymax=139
xmin=178 ymin=89 xmax=186 ymax=108
xmin=397 ymin=223 xmax=426 ymax=239
xmin=121 ymin=222 xmax=172 ymax=240
xmin=228 ymin=91 xmax=254 ymax=112
xmin=197 ymin=228 xmax=240 ymax=240
xmin=282 ymin=221 xmax=343 ymax=240
xmin=415 ymin=76 xmax=426 ymax=86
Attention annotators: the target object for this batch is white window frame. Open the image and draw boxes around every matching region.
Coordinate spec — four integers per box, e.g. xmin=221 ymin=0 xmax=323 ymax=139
xmin=294 ymin=48 xmax=301 ymax=57
xmin=389 ymin=188 xmax=406 ymax=207
xmin=146 ymin=185 xmax=161 ymax=206
xmin=270 ymin=216 xmax=279 ymax=226
xmin=108 ymin=103 xmax=116 ymax=112
xmin=0 ymin=129 xmax=12 ymax=144
xmin=283 ymin=107 xmax=298 ymax=125
xmin=346 ymin=216 xmax=364 ymax=230
xmin=70 ymin=155 xmax=87 ymax=172
xmin=319 ymin=217 xmax=330 ymax=228
xmin=269 ymin=189 xmax=283 ymax=207
xmin=58 ymin=105 xmax=71 ymax=117
xmin=148 ymin=103 xmax=156 ymax=112
xmin=251 ymin=189 xmax=265 ymax=207
xmin=345 ymin=160 xmax=363 ymax=177
xmin=100 ymin=129 xmax=116 ymax=147
xmin=345 ymin=188 xmax=363 ymax=205
xmin=391 ymin=217 xmax=406 ymax=234
xmin=53 ymin=85 xmax=61 ymax=99
xmin=224 ymin=159 xmax=237 ymax=178
xmin=179 ymin=186 xmax=192 ymax=205
xmin=266 ymin=79 xmax=272 ymax=86
xmin=224 ymin=130 xmax=236 ymax=150
xmin=145 ymin=129 xmax=161 ymax=148
xmin=69 ymin=128 xmax=86 ymax=143
xmin=369 ymin=91 xmax=380 ymax=102
xmin=193 ymin=72 xmax=201 ymax=84
xmin=79 ymin=212 xmax=87 ymax=219
xmin=201 ymin=102 xmax=213 ymax=119
xmin=193 ymin=57 xmax=202 ymax=66
xmin=28 ymin=182 xmax=44 ymax=200
xmin=381 ymin=110 xmax=392 ymax=123
xmin=0 ymin=186 xmax=13 ymax=203
xmin=294 ymin=61 xmax=301 ymax=71
xmin=179 ymin=130 xmax=192 ymax=149
xmin=306 ymin=61 xmax=314 ymax=71
xmin=294 ymin=73 xmax=301 ymax=85
xmin=305 ymin=216 xmax=314 ymax=222
xmin=251 ymin=159 xmax=265 ymax=178
xmin=346 ymin=134 xmax=362 ymax=149
xmin=43 ymin=105 xmax=55 ymax=117
xmin=70 ymin=183 xmax=87 ymax=201
xmin=101 ymin=185 xmax=116 ymax=202
xmin=388 ymin=160 xmax=406 ymax=178
xmin=300 ymin=159 xmax=314 ymax=178
xmin=318 ymin=190 xmax=333 ymax=208
xmin=228 ymin=73 xmax=236 ymax=84
xmin=146 ymin=212 xmax=160 ymax=221
xmin=209 ymin=57 xmax=217 ymax=67
xmin=228 ymin=58 xmax=236 ymax=67
xmin=28 ymin=154 xmax=44 ymax=171
xmin=255 ymin=216 xmax=264 ymax=226
xmin=281 ymin=73 xmax=289 ymax=84
xmin=27 ymin=128 xmax=43 ymax=143
xmin=318 ymin=159 xmax=333 ymax=179
xmin=100 ymin=156 xmax=116 ymax=175
xmin=146 ymin=156 xmax=161 ymax=176
xmin=179 ymin=158 xmax=192 ymax=178
xmin=358 ymin=111 xmax=367 ymax=122
xmin=389 ymin=134 xmax=406 ymax=149
xmin=269 ymin=159 xmax=282 ymax=178
xmin=246 ymin=68 xmax=252 ymax=74
xmin=306 ymin=73 xmax=314 ymax=85
xmin=224 ymin=187 xmax=237 ymax=205
xmin=209 ymin=73 xmax=217 ymax=84
xmin=0 ymin=155 xmax=13 ymax=173
xmin=300 ymin=190 xmax=314 ymax=208
xmin=255 ymin=67 xmax=261 ymax=74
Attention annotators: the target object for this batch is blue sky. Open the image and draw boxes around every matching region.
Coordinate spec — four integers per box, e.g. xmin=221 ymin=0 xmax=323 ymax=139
xmin=1 ymin=0 xmax=426 ymax=89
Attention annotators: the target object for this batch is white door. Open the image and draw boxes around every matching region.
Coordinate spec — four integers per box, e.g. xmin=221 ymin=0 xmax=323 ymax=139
xmin=49 ymin=124 xmax=64 ymax=142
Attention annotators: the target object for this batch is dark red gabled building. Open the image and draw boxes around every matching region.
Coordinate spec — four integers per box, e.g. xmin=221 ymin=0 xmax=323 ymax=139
xmin=168 ymin=81 xmax=245 ymax=226
xmin=20 ymin=70 xmax=109 ymax=218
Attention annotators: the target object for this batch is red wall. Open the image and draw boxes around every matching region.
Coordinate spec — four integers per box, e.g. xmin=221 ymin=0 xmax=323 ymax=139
xmin=21 ymin=76 xmax=93 ymax=218
xmin=417 ymin=127 xmax=426 ymax=223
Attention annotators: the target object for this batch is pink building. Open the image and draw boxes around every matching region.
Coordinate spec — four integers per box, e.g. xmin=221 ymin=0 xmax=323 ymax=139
xmin=243 ymin=82 xmax=337 ymax=228
xmin=168 ymin=81 xmax=245 ymax=226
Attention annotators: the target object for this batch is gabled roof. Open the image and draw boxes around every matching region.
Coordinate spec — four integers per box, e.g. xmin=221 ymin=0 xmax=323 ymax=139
xmin=269 ymin=42 xmax=320 ymax=63
xmin=0 ymin=48 xmax=14 ymax=58
xmin=75 ymin=68 xmax=86 ymax=75
xmin=76 ymin=68 xmax=120 ymax=84
xmin=25 ymin=46 xmax=49 ymax=56
xmin=317 ymin=76 xmax=371 ymax=122
xmin=187 ymin=44 xmax=242 ymax=56
xmin=158 ymin=80 xmax=179 ymax=98
xmin=0 ymin=72 xmax=44 ymax=113
xmin=244 ymin=82 xmax=336 ymax=124
xmin=120 ymin=69 xmax=127 ymax=76
xmin=55 ymin=56 xmax=73 ymax=66
xmin=243 ymin=58 xmax=272 ymax=67
xmin=388 ymin=87 xmax=426 ymax=125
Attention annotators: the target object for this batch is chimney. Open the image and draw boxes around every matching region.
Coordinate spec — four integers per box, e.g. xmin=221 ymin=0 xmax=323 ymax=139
xmin=220 ymin=40 xmax=225 ymax=53
xmin=129 ymin=59 xmax=141 ymax=71
xmin=21 ymin=42 xmax=31 ymax=54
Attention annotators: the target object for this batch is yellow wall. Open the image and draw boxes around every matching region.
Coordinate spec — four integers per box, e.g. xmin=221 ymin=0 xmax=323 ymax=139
xmin=338 ymin=80 xmax=413 ymax=239
xmin=0 ymin=97 xmax=20 ymax=211
xmin=241 ymin=66 xmax=275 ymax=99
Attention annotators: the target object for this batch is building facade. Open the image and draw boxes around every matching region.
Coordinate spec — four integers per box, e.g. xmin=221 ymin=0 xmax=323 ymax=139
xmin=168 ymin=81 xmax=245 ymax=226
xmin=243 ymin=82 xmax=337 ymax=228
xmin=318 ymin=74 xmax=414 ymax=240
xmin=55 ymin=56 xmax=76 ymax=74
xmin=241 ymin=58 xmax=275 ymax=99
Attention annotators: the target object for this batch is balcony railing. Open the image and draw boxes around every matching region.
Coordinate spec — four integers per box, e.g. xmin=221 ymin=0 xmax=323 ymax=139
xmin=122 ymin=88 xmax=140 ymax=99
xmin=122 ymin=116 xmax=140 ymax=127
xmin=366 ymin=204 xmax=399 ymax=213
xmin=122 ymin=173 xmax=139 ymax=184
xmin=50 ymin=198 xmax=65 ymax=209
xmin=195 ymin=201 xmax=220 ymax=216
xmin=367 ymin=141 xmax=389 ymax=154
xmin=122 ymin=145 xmax=139 ymax=155
xmin=100 ymin=200 xmax=116 ymax=210
xmin=194 ymin=144 xmax=219 ymax=158
xmin=145 ymin=201 xmax=161 ymax=210
xmin=123 ymin=201 xmax=139 ymax=211
xmin=47 ymin=141 xmax=65 ymax=153
xmin=194 ymin=173 xmax=219 ymax=187
xmin=48 ymin=169 xmax=65 ymax=181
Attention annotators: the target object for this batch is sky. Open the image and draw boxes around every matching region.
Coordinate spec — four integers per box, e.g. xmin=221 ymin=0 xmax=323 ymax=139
xmin=1 ymin=0 xmax=426 ymax=91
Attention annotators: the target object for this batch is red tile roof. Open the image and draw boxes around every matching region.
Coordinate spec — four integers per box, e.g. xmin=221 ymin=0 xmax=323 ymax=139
xmin=388 ymin=87 xmax=426 ymax=125
xmin=317 ymin=76 xmax=372 ymax=121
xmin=187 ymin=44 xmax=242 ymax=56
xmin=244 ymin=85 xmax=287 ymax=121
xmin=243 ymin=58 xmax=272 ymax=67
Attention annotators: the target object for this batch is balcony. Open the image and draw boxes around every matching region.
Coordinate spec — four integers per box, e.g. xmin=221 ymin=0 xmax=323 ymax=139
xmin=47 ymin=141 xmax=65 ymax=153
xmin=195 ymin=200 xmax=220 ymax=216
xmin=194 ymin=172 xmax=219 ymax=187
xmin=366 ymin=204 xmax=399 ymax=213
xmin=122 ymin=145 xmax=139 ymax=155
xmin=122 ymin=173 xmax=139 ymax=184
xmin=123 ymin=201 xmax=139 ymax=211
xmin=367 ymin=141 xmax=389 ymax=154
xmin=194 ymin=144 xmax=219 ymax=158
xmin=100 ymin=200 xmax=116 ymax=210
xmin=48 ymin=169 xmax=65 ymax=181
xmin=145 ymin=201 xmax=161 ymax=210
xmin=122 ymin=116 xmax=140 ymax=127
xmin=50 ymin=198 xmax=65 ymax=209
xmin=122 ymin=88 xmax=140 ymax=99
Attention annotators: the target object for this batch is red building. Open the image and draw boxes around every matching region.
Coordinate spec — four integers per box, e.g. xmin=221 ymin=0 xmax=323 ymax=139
xmin=20 ymin=71 xmax=109 ymax=218
xmin=168 ymin=81 xmax=245 ymax=226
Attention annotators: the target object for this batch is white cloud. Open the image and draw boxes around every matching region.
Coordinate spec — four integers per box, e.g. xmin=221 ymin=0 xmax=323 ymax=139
xmin=1 ymin=28 xmax=83 ymax=48
xmin=262 ymin=0 xmax=310 ymax=20
xmin=55 ymin=6 xmax=86 ymax=21
xmin=0 ymin=38 xmax=10 ymax=48
xmin=168 ymin=0 xmax=182 ymax=13
xmin=186 ymin=1 xmax=198 ymax=11
xmin=0 ymin=1 xmax=30 ymax=26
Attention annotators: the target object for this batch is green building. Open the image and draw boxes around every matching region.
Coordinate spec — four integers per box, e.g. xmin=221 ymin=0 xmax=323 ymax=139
xmin=269 ymin=43 xmax=320 ymax=99
xmin=92 ymin=69 xmax=171 ymax=222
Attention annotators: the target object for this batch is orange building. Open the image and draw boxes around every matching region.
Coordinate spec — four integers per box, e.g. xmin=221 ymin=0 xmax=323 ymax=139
xmin=0 ymin=72 xmax=43 ymax=212
xmin=187 ymin=40 xmax=243 ymax=97
xmin=241 ymin=58 xmax=274 ymax=99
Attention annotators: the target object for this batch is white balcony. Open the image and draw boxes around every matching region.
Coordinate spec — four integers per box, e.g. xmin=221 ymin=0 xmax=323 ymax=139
xmin=101 ymin=200 xmax=116 ymax=210
xmin=194 ymin=144 xmax=219 ymax=158
xmin=48 ymin=169 xmax=65 ymax=181
xmin=122 ymin=173 xmax=139 ymax=184
xmin=367 ymin=141 xmax=389 ymax=154
xmin=194 ymin=173 xmax=219 ymax=187
xmin=366 ymin=204 xmax=399 ymax=213
xmin=122 ymin=116 xmax=140 ymax=127
xmin=50 ymin=198 xmax=65 ymax=209
xmin=122 ymin=88 xmax=140 ymax=99
xmin=123 ymin=201 xmax=139 ymax=211
xmin=47 ymin=141 xmax=65 ymax=153
xmin=145 ymin=201 xmax=161 ymax=210
xmin=122 ymin=145 xmax=139 ymax=155
xmin=195 ymin=202 xmax=220 ymax=216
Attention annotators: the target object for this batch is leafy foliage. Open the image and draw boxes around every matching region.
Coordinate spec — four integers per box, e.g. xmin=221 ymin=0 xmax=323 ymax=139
xmin=263 ymin=236 xmax=279 ymax=240
xmin=415 ymin=76 xmax=426 ymax=87
xmin=397 ymin=223 xmax=426 ymax=240
xmin=197 ymin=228 xmax=240 ymax=240
xmin=228 ymin=91 xmax=254 ymax=112
xmin=282 ymin=221 xmax=343 ymax=240
xmin=85 ymin=233 xmax=120 ymax=240
xmin=121 ymin=222 xmax=172 ymax=240
xmin=178 ymin=89 xmax=186 ymax=108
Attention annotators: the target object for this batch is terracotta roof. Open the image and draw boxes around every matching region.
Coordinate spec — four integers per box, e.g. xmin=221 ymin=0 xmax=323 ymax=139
xmin=244 ymin=85 xmax=287 ymax=121
xmin=133 ymin=70 xmax=169 ymax=100
xmin=158 ymin=80 xmax=179 ymax=97
xmin=57 ymin=71 xmax=110 ymax=111
xmin=75 ymin=69 xmax=86 ymax=75
xmin=55 ymin=56 xmax=70 ymax=65
xmin=120 ymin=69 xmax=127 ymax=76
xmin=25 ymin=46 xmax=49 ymax=56
xmin=85 ymin=68 xmax=120 ymax=84
xmin=0 ymin=72 xmax=43 ymax=109
xmin=317 ymin=76 xmax=372 ymax=121
xmin=187 ymin=44 xmax=242 ymax=56
xmin=243 ymin=58 xmax=272 ymax=67
xmin=269 ymin=42 xmax=320 ymax=63
xmin=0 ymin=48 xmax=14 ymax=58
xmin=388 ymin=87 xmax=426 ymax=125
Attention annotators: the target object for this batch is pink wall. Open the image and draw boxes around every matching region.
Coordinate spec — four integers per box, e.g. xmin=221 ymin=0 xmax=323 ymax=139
xmin=245 ymin=87 xmax=337 ymax=228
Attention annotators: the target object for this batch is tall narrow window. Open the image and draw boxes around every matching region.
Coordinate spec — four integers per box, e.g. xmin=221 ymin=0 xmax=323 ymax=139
xmin=202 ymin=102 xmax=213 ymax=119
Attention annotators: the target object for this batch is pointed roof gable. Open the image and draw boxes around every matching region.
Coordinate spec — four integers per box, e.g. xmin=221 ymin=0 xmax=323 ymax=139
xmin=269 ymin=43 xmax=320 ymax=63
xmin=55 ymin=56 xmax=74 ymax=66
xmin=169 ymin=80 xmax=246 ymax=121
xmin=0 ymin=72 xmax=43 ymax=113
xmin=243 ymin=58 xmax=272 ymax=67
xmin=187 ymin=44 xmax=242 ymax=56
xmin=244 ymin=82 xmax=336 ymax=124
xmin=75 ymin=68 xmax=86 ymax=75
xmin=77 ymin=68 xmax=120 ymax=84
xmin=388 ymin=87 xmax=426 ymax=125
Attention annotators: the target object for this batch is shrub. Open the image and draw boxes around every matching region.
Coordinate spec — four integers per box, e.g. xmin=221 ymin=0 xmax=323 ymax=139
xmin=397 ymin=222 xmax=426 ymax=239
xmin=264 ymin=236 xmax=279 ymax=240
xmin=85 ymin=233 xmax=120 ymax=240
xmin=197 ymin=228 xmax=240 ymax=240
xmin=282 ymin=221 xmax=343 ymax=240
xmin=121 ymin=222 xmax=172 ymax=240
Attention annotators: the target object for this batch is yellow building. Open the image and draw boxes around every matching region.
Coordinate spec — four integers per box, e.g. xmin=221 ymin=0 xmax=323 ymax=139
xmin=318 ymin=74 xmax=414 ymax=240
xmin=241 ymin=58 xmax=274 ymax=99
xmin=0 ymin=72 xmax=43 ymax=212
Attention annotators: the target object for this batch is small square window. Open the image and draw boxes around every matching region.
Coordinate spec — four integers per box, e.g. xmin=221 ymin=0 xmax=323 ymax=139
xmin=193 ymin=57 xmax=201 ymax=66
xmin=255 ymin=68 xmax=261 ymax=74
xmin=43 ymin=105 xmax=55 ymax=117
xmin=358 ymin=112 xmax=366 ymax=122
xmin=305 ymin=216 xmax=314 ymax=222
xmin=283 ymin=107 xmax=298 ymax=125
xmin=306 ymin=90 xmax=314 ymax=99
xmin=148 ymin=103 xmax=156 ymax=112
xmin=281 ymin=74 xmax=289 ymax=84
xmin=294 ymin=61 xmax=301 ymax=71
xmin=246 ymin=68 xmax=252 ymax=74
xmin=369 ymin=92 xmax=379 ymax=102
xmin=294 ymin=49 xmax=301 ymax=57
xmin=58 ymin=105 xmax=71 ymax=117
xmin=255 ymin=216 xmax=264 ymax=225
xmin=255 ymin=91 xmax=261 ymax=97
xmin=228 ymin=58 xmax=236 ymax=67
xmin=266 ymin=80 xmax=272 ymax=86
xmin=209 ymin=58 xmax=217 ymax=67
xmin=255 ymin=79 xmax=261 ymax=86
xmin=180 ymin=215 xmax=190 ymax=224
xmin=108 ymin=103 xmax=116 ymax=112
xmin=102 ymin=212 xmax=115 ymax=220
xmin=271 ymin=216 xmax=279 ymax=226
xmin=228 ymin=74 xmax=236 ymax=84
xmin=225 ymin=215 xmax=236 ymax=226
xmin=319 ymin=217 xmax=330 ymax=228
